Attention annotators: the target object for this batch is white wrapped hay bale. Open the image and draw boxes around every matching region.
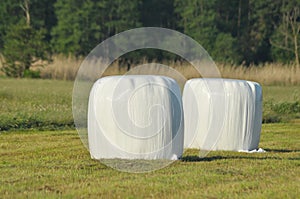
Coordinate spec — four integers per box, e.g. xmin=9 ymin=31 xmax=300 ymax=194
xmin=88 ymin=75 xmax=184 ymax=160
xmin=183 ymin=78 xmax=262 ymax=151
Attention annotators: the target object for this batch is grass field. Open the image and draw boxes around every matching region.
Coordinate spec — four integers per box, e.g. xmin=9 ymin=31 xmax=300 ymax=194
xmin=0 ymin=78 xmax=299 ymax=131
xmin=0 ymin=123 xmax=299 ymax=198
xmin=0 ymin=79 xmax=73 ymax=130
xmin=0 ymin=78 xmax=299 ymax=198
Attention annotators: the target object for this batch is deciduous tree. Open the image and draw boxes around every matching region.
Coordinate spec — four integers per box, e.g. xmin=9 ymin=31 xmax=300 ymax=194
xmin=271 ymin=4 xmax=300 ymax=67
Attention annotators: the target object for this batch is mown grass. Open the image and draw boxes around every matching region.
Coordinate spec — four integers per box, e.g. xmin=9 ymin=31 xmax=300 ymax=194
xmin=0 ymin=123 xmax=299 ymax=198
xmin=0 ymin=78 xmax=299 ymax=197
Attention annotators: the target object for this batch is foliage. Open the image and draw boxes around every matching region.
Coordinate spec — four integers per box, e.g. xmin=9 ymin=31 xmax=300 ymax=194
xmin=0 ymin=0 xmax=52 ymax=78
xmin=212 ymin=33 xmax=242 ymax=64
xmin=51 ymin=0 xmax=100 ymax=56
xmin=0 ymin=0 xmax=56 ymax=50
xmin=262 ymin=85 xmax=300 ymax=122
xmin=0 ymin=0 xmax=22 ymax=49
xmin=0 ymin=0 xmax=300 ymax=75
xmin=270 ymin=1 xmax=300 ymax=67
xmin=140 ymin=0 xmax=176 ymax=28
xmin=23 ymin=69 xmax=41 ymax=78
xmin=51 ymin=0 xmax=141 ymax=56
xmin=1 ymin=21 xmax=50 ymax=77
xmin=263 ymin=100 xmax=300 ymax=123
xmin=273 ymin=101 xmax=300 ymax=114
xmin=174 ymin=0 xmax=218 ymax=53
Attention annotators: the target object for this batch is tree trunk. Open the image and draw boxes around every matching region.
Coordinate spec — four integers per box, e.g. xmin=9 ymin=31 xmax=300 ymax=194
xmin=21 ymin=0 xmax=30 ymax=26
xmin=294 ymin=34 xmax=299 ymax=68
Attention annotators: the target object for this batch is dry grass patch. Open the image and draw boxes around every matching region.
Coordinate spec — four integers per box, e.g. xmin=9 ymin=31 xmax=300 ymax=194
xmin=36 ymin=56 xmax=300 ymax=85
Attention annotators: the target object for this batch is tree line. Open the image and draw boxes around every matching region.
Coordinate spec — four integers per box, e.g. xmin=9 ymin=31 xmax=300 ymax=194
xmin=0 ymin=0 xmax=299 ymax=77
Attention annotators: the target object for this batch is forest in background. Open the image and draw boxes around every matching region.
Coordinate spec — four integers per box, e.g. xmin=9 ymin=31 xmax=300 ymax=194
xmin=0 ymin=0 xmax=299 ymax=77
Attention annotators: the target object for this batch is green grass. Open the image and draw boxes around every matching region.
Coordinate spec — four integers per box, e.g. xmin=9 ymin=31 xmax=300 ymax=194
xmin=0 ymin=79 xmax=299 ymax=197
xmin=0 ymin=79 xmax=299 ymax=131
xmin=262 ymin=86 xmax=300 ymax=123
xmin=0 ymin=123 xmax=299 ymax=198
xmin=263 ymin=85 xmax=300 ymax=102
xmin=0 ymin=79 xmax=73 ymax=130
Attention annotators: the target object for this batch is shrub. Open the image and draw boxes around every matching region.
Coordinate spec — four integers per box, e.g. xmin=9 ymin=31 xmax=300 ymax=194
xmin=23 ymin=69 xmax=41 ymax=78
xmin=263 ymin=100 xmax=300 ymax=123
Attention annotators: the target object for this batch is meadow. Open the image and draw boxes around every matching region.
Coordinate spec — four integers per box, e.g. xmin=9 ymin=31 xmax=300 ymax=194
xmin=0 ymin=63 xmax=299 ymax=198
xmin=0 ymin=79 xmax=73 ymax=131
xmin=0 ymin=78 xmax=299 ymax=131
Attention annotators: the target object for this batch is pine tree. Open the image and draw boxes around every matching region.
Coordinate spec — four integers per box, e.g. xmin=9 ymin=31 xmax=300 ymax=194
xmin=1 ymin=0 xmax=50 ymax=77
xmin=51 ymin=0 xmax=141 ymax=56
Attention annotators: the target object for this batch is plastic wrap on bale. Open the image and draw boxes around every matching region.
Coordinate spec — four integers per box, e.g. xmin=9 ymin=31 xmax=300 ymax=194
xmin=183 ymin=78 xmax=262 ymax=151
xmin=88 ymin=75 xmax=184 ymax=160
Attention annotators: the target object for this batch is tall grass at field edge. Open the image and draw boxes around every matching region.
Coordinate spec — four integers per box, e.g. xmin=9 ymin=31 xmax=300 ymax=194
xmin=35 ymin=56 xmax=300 ymax=85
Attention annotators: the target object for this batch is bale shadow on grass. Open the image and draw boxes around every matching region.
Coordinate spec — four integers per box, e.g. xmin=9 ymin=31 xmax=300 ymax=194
xmin=181 ymin=156 xmax=224 ymax=162
xmin=181 ymin=154 xmax=300 ymax=162
xmin=181 ymin=147 xmax=300 ymax=162
xmin=263 ymin=148 xmax=300 ymax=153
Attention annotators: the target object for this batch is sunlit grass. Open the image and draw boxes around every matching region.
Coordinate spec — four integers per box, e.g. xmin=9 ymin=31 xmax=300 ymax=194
xmin=0 ymin=78 xmax=299 ymax=197
xmin=38 ymin=56 xmax=300 ymax=85
xmin=0 ymin=123 xmax=299 ymax=198
xmin=0 ymin=79 xmax=73 ymax=130
xmin=0 ymin=79 xmax=299 ymax=131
